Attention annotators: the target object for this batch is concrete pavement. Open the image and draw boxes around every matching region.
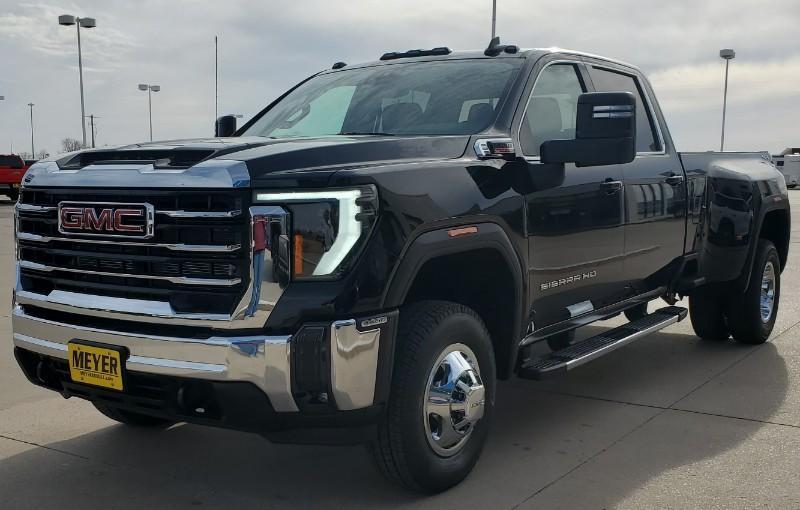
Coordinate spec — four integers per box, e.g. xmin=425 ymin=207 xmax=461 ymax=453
xmin=1 ymin=193 xmax=799 ymax=509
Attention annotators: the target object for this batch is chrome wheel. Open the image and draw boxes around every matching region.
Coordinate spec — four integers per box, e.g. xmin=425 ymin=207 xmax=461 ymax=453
xmin=423 ymin=343 xmax=485 ymax=457
xmin=760 ymin=261 xmax=776 ymax=323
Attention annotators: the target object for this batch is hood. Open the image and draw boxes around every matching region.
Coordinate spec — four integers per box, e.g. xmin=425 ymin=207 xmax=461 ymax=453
xmin=23 ymin=135 xmax=470 ymax=189
xmin=224 ymin=135 xmax=470 ymax=179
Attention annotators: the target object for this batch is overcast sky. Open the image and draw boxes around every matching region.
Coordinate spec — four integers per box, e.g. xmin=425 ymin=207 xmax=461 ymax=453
xmin=1 ymin=0 xmax=798 ymax=157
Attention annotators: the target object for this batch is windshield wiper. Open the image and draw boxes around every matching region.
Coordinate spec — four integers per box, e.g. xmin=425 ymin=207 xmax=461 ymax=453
xmin=339 ymin=131 xmax=395 ymax=136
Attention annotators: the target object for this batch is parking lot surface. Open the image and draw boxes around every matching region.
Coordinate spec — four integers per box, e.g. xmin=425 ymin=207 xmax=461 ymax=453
xmin=1 ymin=193 xmax=799 ymax=509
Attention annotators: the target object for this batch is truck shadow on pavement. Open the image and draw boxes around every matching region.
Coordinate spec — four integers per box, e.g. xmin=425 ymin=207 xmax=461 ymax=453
xmin=0 ymin=329 xmax=790 ymax=509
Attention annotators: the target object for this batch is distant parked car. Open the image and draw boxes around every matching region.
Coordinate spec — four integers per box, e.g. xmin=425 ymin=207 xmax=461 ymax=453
xmin=0 ymin=154 xmax=30 ymax=201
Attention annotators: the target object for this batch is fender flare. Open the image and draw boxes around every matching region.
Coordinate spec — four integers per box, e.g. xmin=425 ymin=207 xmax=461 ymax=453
xmin=381 ymin=222 xmax=526 ymax=378
xmin=736 ymin=199 xmax=791 ymax=292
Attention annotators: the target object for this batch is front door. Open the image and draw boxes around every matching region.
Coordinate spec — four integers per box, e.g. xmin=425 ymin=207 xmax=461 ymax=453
xmin=518 ymin=60 xmax=628 ymax=329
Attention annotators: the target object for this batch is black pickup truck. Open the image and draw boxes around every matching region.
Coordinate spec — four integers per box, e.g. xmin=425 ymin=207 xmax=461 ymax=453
xmin=12 ymin=39 xmax=790 ymax=493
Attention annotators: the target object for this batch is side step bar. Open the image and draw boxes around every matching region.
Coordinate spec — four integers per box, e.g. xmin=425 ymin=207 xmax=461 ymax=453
xmin=519 ymin=306 xmax=688 ymax=380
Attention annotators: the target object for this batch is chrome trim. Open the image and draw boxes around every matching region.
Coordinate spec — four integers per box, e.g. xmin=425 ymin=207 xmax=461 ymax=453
xmin=567 ymin=300 xmax=594 ymax=317
xmin=16 ymin=232 xmax=240 ymax=253
xmin=423 ymin=343 xmax=484 ymax=457
xmin=57 ymin=201 xmax=155 ymax=240
xmin=473 ymin=138 xmax=515 ymax=159
xmin=330 ymin=320 xmax=381 ymax=410
xmin=21 ymin=159 xmax=251 ymax=189
xmin=19 ymin=260 xmax=241 ymax=287
xmin=15 ymin=205 xmax=288 ymax=329
xmin=158 ymin=209 xmax=242 ymax=218
xmin=11 ymin=306 xmax=298 ymax=412
xmin=15 ymin=203 xmax=57 ymax=213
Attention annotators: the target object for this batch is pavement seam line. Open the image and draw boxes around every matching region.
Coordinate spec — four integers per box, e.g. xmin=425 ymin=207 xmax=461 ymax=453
xmin=0 ymin=433 xmax=90 ymax=460
xmin=510 ymin=320 xmax=800 ymax=508
xmin=508 ymin=407 xmax=669 ymax=509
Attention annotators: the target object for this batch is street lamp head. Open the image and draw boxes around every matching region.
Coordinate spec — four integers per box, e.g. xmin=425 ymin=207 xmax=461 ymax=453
xmin=138 ymin=84 xmax=149 ymax=91
xmin=79 ymin=17 xmax=96 ymax=28
xmin=150 ymin=85 xmax=161 ymax=92
xmin=720 ymin=48 xmax=736 ymax=60
xmin=27 ymin=103 xmax=34 ymax=107
xmin=0 ymin=96 xmax=4 ymax=101
xmin=58 ymin=14 xmax=76 ymax=26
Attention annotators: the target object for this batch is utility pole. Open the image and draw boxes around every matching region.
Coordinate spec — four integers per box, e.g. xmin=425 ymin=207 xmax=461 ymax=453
xmin=27 ymin=103 xmax=35 ymax=157
xmin=491 ymin=0 xmax=497 ymax=38
xmin=88 ymin=114 xmax=99 ymax=148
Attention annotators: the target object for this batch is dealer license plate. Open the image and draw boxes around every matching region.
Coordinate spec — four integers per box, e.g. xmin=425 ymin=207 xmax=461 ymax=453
xmin=68 ymin=342 xmax=125 ymax=391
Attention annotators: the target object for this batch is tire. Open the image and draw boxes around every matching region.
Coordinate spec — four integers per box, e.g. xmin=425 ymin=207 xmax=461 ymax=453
xmin=689 ymin=287 xmax=730 ymax=341
xmin=372 ymin=301 xmax=495 ymax=493
xmin=624 ymin=302 xmax=648 ymax=322
xmin=93 ymin=402 xmax=174 ymax=427
xmin=726 ymin=240 xmax=781 ymax=344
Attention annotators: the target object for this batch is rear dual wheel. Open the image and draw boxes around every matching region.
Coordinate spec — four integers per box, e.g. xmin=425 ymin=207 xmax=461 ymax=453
xmin=689 ymin=240 xmax=780 ymax=344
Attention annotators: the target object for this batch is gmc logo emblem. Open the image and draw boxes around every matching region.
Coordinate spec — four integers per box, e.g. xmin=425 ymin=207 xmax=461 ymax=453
xmin=58 ymin=202 xmax=154 ymax=239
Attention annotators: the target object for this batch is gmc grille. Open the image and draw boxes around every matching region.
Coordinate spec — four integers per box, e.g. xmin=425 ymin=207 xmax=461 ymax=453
xmin=15 ymin=189 xmax=250 ymax=315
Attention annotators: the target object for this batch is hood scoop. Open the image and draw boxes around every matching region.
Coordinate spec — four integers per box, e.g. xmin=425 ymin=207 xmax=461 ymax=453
xmin=60 ymin=148 xmax=217 ymax=170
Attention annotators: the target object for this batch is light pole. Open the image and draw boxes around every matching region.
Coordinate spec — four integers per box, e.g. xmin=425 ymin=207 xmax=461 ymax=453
xmin=138 ymin=84 xmax=160 ymax=141
xmin=491 ymin=0 xmax=497 ymax=38
xmin=27 ymin=103 xmax=35 ymax=157
xmin=58 ymin=14 xmax=96 ymax=149
xmin=719 ymin=48 xmax=735 ymax=151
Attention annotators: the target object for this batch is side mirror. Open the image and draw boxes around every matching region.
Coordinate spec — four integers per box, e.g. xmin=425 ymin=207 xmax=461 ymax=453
xmin=215 ymin=115 xmax=237 ymax=137
xmin=540 ymin=92 xmax=636 ymax=167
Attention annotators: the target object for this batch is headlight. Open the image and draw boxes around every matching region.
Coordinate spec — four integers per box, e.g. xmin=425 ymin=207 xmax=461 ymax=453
xmin=253 ymin=185 xmax=378 ymax=278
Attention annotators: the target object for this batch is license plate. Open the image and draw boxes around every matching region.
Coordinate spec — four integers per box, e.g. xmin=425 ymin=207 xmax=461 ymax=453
xmin=68 ymin=342 xmax=125 ymax=391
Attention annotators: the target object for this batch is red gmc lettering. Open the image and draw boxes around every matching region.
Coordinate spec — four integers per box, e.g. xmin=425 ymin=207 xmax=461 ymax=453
xmin=60 ymin=206 xmax=145 ymax=234
xmin=60 ymin=207 xmax=84 ymax=229
xmin=84 ymin=208 xmax=113 ymax=231
xmin=113 ymin=209 xmax=144 ymax=232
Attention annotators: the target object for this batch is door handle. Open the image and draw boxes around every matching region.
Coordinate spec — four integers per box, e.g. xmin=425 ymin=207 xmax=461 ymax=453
xmin=665 ymin=174 xmax=685 ymax=186
xmin=600 ymin=179 xmax=623 ymax=194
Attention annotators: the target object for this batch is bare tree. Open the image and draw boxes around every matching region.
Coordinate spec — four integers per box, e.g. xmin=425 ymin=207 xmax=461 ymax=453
xmin=61 ymin=138 xmax=84 ymax=152
xmin=35 ymin=149 xmax=49 ymax=160
xmin=18 ymin=151 xmax=32 ymax=159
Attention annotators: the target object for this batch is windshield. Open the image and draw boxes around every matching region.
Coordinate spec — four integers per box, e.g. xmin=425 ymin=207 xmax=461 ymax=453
xmin=242 ymin=59 xmax=523 ymax=138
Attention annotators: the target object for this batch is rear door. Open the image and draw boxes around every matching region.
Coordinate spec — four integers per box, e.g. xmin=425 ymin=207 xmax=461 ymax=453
xmin=585 ymin=62 xmax=687 ymax=295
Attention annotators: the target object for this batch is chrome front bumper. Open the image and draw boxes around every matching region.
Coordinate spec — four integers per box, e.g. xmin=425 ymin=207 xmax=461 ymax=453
xmin=12 ymin=306 xmax=383 ymax=413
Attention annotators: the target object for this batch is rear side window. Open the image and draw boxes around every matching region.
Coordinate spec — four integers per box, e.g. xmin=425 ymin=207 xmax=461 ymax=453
xmin=0 ymin=155 xmax=24 ymax=168
xmin=589 ymin=67 xmax=662 ymax=153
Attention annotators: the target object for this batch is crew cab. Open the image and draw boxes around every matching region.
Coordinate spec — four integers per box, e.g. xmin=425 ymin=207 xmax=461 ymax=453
xmin=0 ymin=154 xmax=28 ymax=201
xmin=11 ymin=38 xmax=790 ymax=493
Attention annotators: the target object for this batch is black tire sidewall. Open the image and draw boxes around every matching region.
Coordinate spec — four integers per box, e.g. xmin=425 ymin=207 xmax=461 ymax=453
xmin=729 ymin=240 xmax=781 ymax=343
xmin=394 ymin=306 xmax=496 ymax=491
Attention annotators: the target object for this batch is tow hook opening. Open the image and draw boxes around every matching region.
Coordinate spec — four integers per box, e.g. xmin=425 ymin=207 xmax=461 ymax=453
xmin=176 ymin=381 xmax=220 ymax=418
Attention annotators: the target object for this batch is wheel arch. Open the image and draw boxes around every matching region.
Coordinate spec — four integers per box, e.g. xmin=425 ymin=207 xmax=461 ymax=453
xmin=382 ymin=222 xmax=526 ymax=379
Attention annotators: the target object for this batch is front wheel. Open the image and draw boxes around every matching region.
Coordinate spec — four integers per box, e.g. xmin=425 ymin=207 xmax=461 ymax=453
xmin=372 ymin=301 xmax=495 ymax=493
xmin=726 ymin=240 xmax=781 ymax=344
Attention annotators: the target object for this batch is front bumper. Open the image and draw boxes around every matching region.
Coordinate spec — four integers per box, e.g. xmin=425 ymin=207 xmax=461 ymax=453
xmin=12 ymin=305 xmax=397 ymax=421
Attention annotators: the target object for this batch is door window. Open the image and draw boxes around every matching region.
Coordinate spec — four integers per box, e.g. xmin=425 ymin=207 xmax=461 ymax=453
xmin=520 ymin=64 xmax=585 ymax=156
xmin=588 ymin=67 xmax=662 ymax=153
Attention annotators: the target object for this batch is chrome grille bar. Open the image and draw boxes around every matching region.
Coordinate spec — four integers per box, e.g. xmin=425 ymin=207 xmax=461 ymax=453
xmin=19 ymin=260 xmax=242 ymax=287
xmin=158 ymin=209 xmax=242 ymax=218
xmin=16 ymin=232 xmax=241 ymax=253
